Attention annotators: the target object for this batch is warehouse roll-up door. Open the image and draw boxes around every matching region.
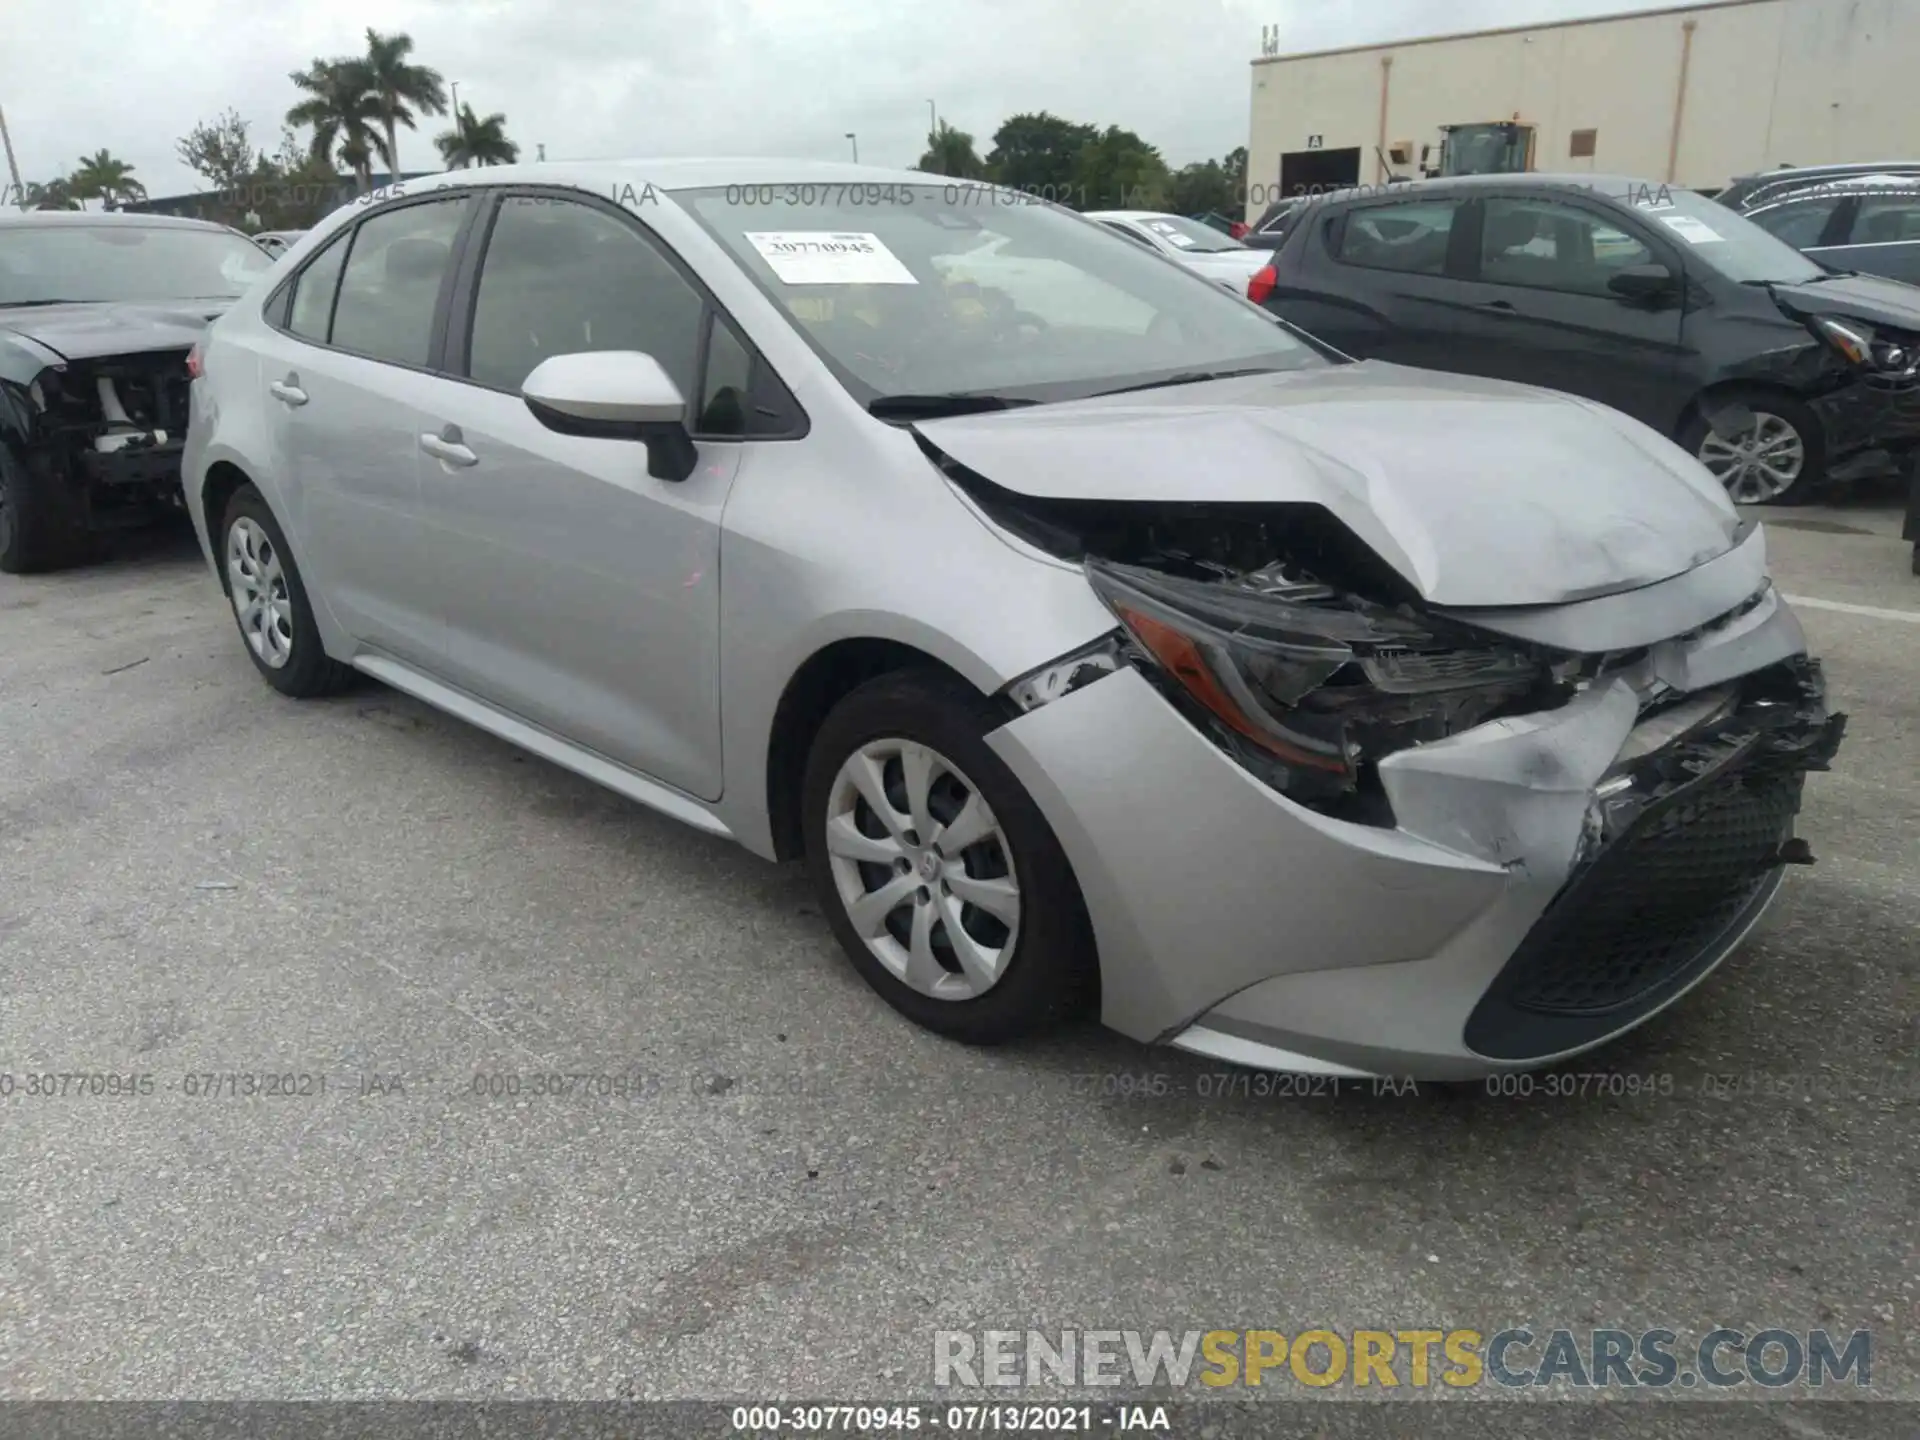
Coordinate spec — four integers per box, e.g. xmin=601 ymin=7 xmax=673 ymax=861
xmin=1280 ymin=146 xmax=1361 ymax=197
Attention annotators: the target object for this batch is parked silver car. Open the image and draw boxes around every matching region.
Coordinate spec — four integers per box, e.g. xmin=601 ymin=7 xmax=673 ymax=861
xmin=182 ymin=161 xmax=1846 ymax=1079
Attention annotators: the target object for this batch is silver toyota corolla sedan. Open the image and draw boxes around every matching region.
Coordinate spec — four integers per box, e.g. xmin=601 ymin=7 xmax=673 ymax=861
xmin=181 ymin=160 xmax=1846 ymax=1080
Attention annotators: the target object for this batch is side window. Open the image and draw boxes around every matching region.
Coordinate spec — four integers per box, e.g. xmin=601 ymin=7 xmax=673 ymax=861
xmin=1479 ymin=198 xmax=1653 ymax=296
xmin=466 ymin=195 xmax=705 ymax=397
xmin=329 ymin=197 xmax=468 ymax=367
xmin=1849 ymin=196 xmax=1920 ymax=246
xmin=698 ymin=317 xmax=753 ymax=436
xmin=1748 ymin=195 xmax=1843 ymax=249
xmin=1332 ymin=200 xmax=1460 ymax=275
xmin=286 ymin=230 xmax=350 ymax=342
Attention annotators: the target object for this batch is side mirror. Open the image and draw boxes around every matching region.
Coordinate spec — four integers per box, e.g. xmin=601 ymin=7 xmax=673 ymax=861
xmin=522 ymin=350 xmax=697 ymax=482
xmin=1607 ymin=262 xmax=1679 ymax=303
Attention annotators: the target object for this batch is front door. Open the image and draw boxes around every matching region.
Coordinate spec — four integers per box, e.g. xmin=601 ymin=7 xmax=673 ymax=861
xmin=1438 ymin=194 xmax=1690 ymax=431
xmin=414 ymin=192 xmax=742 ymax=801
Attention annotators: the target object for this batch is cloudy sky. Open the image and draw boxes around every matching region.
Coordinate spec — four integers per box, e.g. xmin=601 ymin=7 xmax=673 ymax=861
xmin=6 ymin=0 xmax=1664 ymax=198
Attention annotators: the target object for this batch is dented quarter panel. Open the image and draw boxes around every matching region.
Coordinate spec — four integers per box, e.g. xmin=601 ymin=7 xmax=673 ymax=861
xmin=913 ymin=360 xmax=1741 ymax=608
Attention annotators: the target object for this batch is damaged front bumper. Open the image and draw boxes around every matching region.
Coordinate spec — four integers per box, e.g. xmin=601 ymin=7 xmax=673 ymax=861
xmin=985 ymin=581 xmax=1843 ymax=1080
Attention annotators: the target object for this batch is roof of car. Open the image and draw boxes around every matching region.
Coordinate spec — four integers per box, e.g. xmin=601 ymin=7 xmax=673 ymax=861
xmin=1744 ymin=172 xmax=1920 ymax=201
xmin=1287 ymin=173 xmax=1693 ymax=209
xmin=0 ymin=209 xmax=240 ymax=232
xmin=403 ymin=157 xmax=956 ymax=193
xmin=1731 ymin=160 xmax=1920 ymax=182
xmin=1084 ymin=210 xmax=1180 ymax=223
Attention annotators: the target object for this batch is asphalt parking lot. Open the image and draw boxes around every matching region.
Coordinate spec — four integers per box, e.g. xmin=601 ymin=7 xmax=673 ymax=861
xmin=1 ymin=498 xmax=1915 ymax=1421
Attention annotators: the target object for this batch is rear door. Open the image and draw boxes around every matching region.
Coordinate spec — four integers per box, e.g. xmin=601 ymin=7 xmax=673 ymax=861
xmin=1809 ymin=190 xmax=1920 ymax=284
xmin=410 ymin=189 xmax=778 ymax=801
xmin=253 ymin=191 xmax=477 ymax=663
xmin=1265 ymin=193 xmax=1476 ymax=370
xmin=1435 ymin=191 xmax=1692 ymax=430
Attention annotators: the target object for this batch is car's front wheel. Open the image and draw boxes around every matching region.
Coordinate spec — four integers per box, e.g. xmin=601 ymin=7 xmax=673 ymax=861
xmin=801 ymin=670 xmax=1097 ymax=1043
xmin=1681 ymin=391 xmax=1824 ymax=505
xmin=0 ymin=446 xmax=90 ymax=574
xmin=220 ymin=484 xmax=354 ymax=698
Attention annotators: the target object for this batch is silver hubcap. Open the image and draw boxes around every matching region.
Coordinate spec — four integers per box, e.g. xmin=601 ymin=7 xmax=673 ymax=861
xmin=1698 ymin=411 xmax=1805 ymax=504
xmin=824 ymin=739 xmax=1022 ymax=1001
xmin=226 ymin=516 xmax=294 ymax=669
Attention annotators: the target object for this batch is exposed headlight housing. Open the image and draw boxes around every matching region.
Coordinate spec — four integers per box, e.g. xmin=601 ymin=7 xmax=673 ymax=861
xmin=1810 ymin=315 xmax=1920 ymax=381
xmin=1084 ymin=558 xmax=1548 ymax=818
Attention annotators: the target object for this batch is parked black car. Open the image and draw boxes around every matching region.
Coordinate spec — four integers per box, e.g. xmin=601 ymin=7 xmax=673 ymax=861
xmin=1247 ymin=173 xmax=1920 ymax=505
xmin=1737 ymin=174 xmax=1920 ymax=286
xmin=0 ymin=211 xmax=273 ymax=572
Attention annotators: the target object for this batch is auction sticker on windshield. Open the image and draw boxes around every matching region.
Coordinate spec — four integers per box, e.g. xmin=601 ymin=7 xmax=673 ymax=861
xmin=746 ymin=231 xmax=918 ymax=285
xmin=1656 ymin=214 xmax=1726 ymax=244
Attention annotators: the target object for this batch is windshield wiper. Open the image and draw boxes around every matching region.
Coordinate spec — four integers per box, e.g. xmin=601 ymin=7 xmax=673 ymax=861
xmin=867 ymin=393 xmax=1042 ymax=420
xmin=1090 ymin=367 xmax=1284 ymax=398
xmin=0 ymin=298 xmax=83 ymax=308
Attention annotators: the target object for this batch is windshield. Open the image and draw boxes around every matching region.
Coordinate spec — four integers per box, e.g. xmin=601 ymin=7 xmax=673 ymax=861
xmin=673 ymin=183 xmax=1326 ymax=407
xmin=0 ymin=224 xmax=274 ymax=306
xmin=1614 ymin=184 xmax=1827 ymax=284
xmin=1131 ymin=214 xmax=1247 ymax=253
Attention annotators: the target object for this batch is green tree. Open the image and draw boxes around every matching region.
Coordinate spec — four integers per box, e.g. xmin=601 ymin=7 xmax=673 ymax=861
xmin=24 ymin=177 xmax=82 ymax=211
xmin=985 ymin=112 xmax=1097 ymax=198
xmin=176 ymin=108 xmax=261 ymax=194
xmin=361 ymin=28 xmax=447 ymax=178
xmin=435 ymin=103 xmax=519 ymax=168
xmin=916 ymin=119 xmax=985 ymax=179
xmin=1165 ymin=159 xmax=1235 ymax=218
xmin=287 ymin=58 xmax=390 ymax=193
xmin=71 ymin=150 xmax=146 ymax=209
xmin=1072 ymin=126 xmax=1168 ymax=211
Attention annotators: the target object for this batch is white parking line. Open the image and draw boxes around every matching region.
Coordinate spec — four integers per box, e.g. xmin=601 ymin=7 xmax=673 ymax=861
xmin=1783 ymin=594 xmax=1920 ymax=624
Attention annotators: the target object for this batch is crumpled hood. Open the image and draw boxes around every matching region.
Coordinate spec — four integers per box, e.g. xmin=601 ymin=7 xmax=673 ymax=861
xmin=1767 ymin=271 xmax=1920 ymax=331
xmin=914 ymin=361 xmax=1743 ymax=608
xmin=0 ymin=298 xmax=233 ymax=364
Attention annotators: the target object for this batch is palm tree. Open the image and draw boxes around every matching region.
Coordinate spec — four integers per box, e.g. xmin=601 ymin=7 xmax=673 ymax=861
xmin=287 ymin=58 xmax=390 ymax=192
xmin=71 ymin=151 xmax=146 ymax=210
xmin=25 ymin=177 xmax=82 ymax=211
xmin=361 ymin=28 xmax=446 ymax=178
xmin=917 ymin=120 xmax=985 ymax=179
xmin=435 ymin=103 xmax=519 ymax=168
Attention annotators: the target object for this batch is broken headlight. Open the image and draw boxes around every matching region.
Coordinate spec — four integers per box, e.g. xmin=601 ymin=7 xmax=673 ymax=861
xmin=1809 ymin=315 xmax=1920 ymax=383
xmin=1084 ymin=558 xmax=1546 ymax=813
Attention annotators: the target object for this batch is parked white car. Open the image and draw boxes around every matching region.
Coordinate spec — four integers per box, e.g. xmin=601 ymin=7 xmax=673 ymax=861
xmin=1084 ymin=210 xmax=1273 ymax=291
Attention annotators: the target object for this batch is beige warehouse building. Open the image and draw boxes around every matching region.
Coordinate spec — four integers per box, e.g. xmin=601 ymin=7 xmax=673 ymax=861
xmin=1246 ymin=0 xmax=1920 ymax=217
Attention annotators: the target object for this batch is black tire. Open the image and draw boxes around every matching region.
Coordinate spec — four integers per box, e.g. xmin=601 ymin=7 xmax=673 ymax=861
xmin=0 ymin=445 xmax=93 ymax=575
xmin=801 ymin=669 xmax=1097 ymax=1044
xmin=1677 ymin=389 xmax=1825 ymax=506
xmin=218 ymin=484 xmax=355 ymax=698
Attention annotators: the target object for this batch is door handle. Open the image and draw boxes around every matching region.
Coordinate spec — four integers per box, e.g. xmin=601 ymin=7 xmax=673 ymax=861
xmin=1479 ymin=299 xmax=1518 ymax=312
xmin=419 ymin=432 xmax=479 ymax=468
xmin=268 ymin=380 xmax=308 ymax=406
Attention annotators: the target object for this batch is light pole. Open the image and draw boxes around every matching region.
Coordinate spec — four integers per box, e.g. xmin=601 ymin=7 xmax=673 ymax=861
xmin=845 ymin=132 xmax=858 ymax=162
xmin=927 ymin=99 xmax=936 ymax=140
xmin=450 ymin=81 xmax=461 ymax=116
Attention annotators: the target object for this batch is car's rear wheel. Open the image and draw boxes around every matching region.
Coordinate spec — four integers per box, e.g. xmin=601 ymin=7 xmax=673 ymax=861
xmin=220 ymin=484 xmax=354 ymax=698
xmin=1680 ymin=391 xmax=1823 ymax=505
xmin=0 ymin=446 xmax=90 ymax=575
xmin=801 ymin=670 xmax=1096 ymax=1044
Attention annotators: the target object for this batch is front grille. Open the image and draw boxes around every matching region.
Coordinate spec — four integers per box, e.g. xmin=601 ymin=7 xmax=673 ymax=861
xmin=1506 ymin=766 xmax=1803 ymax=1016
xmin=1464 ymin=656 xmax=1845 ymax=1063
